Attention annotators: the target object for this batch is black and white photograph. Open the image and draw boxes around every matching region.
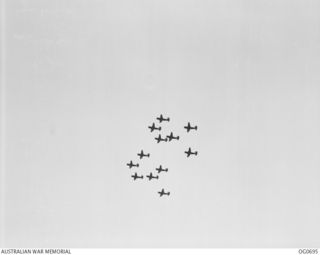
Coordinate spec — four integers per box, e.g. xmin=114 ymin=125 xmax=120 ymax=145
xmin=0 ymin=0 xmax=319 ymax=252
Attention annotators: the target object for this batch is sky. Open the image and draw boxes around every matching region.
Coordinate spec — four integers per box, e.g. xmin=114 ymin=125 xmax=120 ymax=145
xmin=1 ymin=0 xmax=320 ymax=248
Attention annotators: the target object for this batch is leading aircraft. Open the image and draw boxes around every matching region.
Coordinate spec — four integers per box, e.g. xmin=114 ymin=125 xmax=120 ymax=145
xmin=167 ymin=132 xmax=180 ymax=141
xmin=158 ymin=188 xmax=170 ymax=197
xmin=146 ymin=172 xmax=159 ymax=181
xmin=156 ymin=165 xmax=168 ymax=173
xmin=137 ymin=150 xmax=150 ymax=159
xmin=156 ymin=114 xmax=170 ymax=123
xmin=126 ymin=160 xmax=139 ymax=169
xmin=184 ymin=122 xmax=198 ymax=132
xmin=155 ymin=134 xmax=168 ymax=143
xmin=148 ymin=123 xmax=161 ymax=132
xmin=131 ymin=172 xmax=143 ymax=180
xmin=184 ymin=147 xmax=198 ymax=157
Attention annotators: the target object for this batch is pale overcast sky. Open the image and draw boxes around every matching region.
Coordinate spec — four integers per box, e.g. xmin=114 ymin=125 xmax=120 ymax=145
xmin=1 ymin=0 xmax=320 ymax=248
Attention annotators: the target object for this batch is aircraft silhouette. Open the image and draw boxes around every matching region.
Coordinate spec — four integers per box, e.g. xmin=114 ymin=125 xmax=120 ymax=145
xmin=131 ymin=172 xmax=143 ymax=180
xmin=155 ymin=134 xmax=168 ymax=143
xmin=185 ymin=147 xmax=198 ymax=157
xmin=156 ymin=165 xmax=168 ymax=173
xmin=167 ymin=132 xmax=180 ymax=141
xmin=158 ymin=188 xmax=170 ymax=197
xmin=137 ymin=150 xmax=150 ymax=159
xmin=146 ymin=172 xmax=159 ymax=181
xmin=126 ymin=160 xmax=139 ymax=169
xmin=184 ymin=122 xmax=198 ymax=132
xmin=156 ymin=114 xmax=170 ymax=123
xmin=148 ymin=123 xmax=161 ymax=132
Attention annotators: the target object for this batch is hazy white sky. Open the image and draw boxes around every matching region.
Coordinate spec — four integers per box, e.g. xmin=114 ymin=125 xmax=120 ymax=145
xmin=1 ymin=0 xmax=320 ymax=248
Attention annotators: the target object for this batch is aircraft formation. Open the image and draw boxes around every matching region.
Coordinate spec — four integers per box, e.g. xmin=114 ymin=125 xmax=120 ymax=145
xmin=126 ymin=114 xmax=198 ymax=197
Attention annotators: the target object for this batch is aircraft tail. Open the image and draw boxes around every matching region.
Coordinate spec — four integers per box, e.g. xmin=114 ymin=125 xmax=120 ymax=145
xmin=168 ymin=192 xmax=170 ymax=195
xmin=195 ymin=152 xmax=198 ymax=155
xmin=137 ymin=163 xmax=140 ymax=167
xmin=195 ymin=126 xmax=198 ymax=130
